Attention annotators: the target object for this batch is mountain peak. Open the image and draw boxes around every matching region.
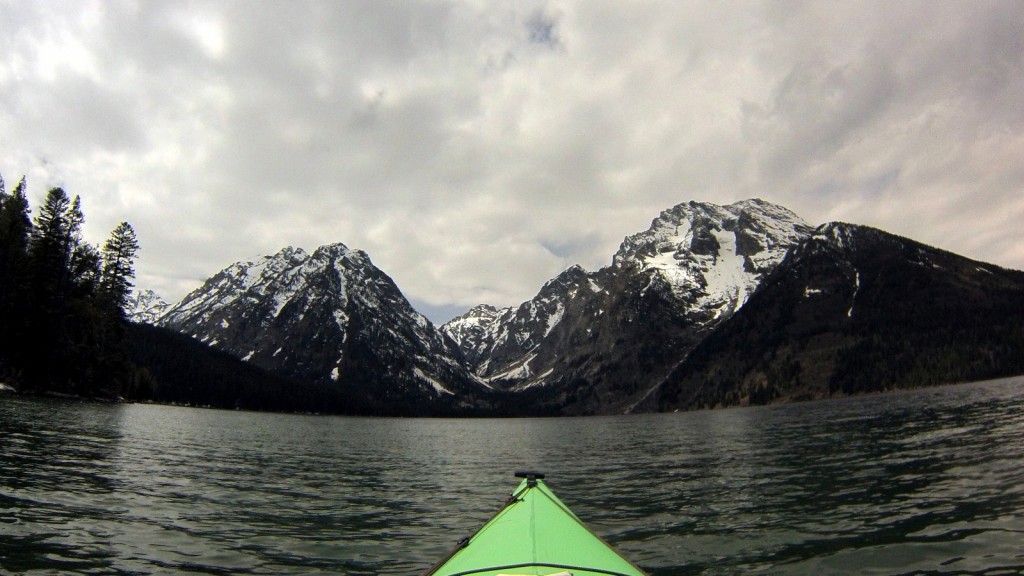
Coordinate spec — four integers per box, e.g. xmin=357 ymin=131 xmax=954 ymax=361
xmin=274 ymin=245 xmax=307 ymax=258
xmin=613 ymin=198 xmax=810 ymax=266
xmin=608 ymin=198 xmax=813 ymax=321
xmin=128 ymin=289 xmax=170 ymax=324
xmin=800 ymin=222 xmax=907 ymax=260
xmin=541 ymin=264 xmax=590 ymax=290
xmin=159 ymin=241 xmax=488 ymax=414
xmin=312 ymin=241 xmax=353 ymax=256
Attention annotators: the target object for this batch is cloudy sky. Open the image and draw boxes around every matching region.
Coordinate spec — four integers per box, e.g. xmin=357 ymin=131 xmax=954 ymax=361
xmin=2 ymin=1 xmax=1022 ymax=324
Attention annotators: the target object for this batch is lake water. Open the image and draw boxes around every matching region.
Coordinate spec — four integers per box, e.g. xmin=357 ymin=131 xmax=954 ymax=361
xmin=2 ymin=377 xmax=1023 ymax=575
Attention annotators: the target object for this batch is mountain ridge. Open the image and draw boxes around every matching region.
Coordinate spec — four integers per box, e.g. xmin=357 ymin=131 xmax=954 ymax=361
xmin=440 ymin=198 xmax=816 ymax=413
xmin=131 ymin=199 xmax=1024 ymax=416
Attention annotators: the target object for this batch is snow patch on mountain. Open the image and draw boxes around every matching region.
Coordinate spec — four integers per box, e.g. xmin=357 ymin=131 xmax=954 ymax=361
xmin=414 ymin=367 xmax=453 ymax=395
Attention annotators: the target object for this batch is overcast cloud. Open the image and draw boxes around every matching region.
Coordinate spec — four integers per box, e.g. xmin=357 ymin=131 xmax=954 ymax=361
xmin=2 ymin=0 xmax=1022 ymax=323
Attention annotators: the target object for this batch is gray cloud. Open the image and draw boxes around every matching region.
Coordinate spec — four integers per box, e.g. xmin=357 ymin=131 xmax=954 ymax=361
xmin=1 ymin=0 xmax=1021 ymax=323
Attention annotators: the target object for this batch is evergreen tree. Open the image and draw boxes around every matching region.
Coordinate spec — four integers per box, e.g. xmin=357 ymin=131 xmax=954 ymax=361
xmin=72 ymin=242 xmax=102 ymax=299
xmin=0 ymin=176 xmax=32 ymax=382
xmin=25 ymin=188 xmax=93 ymax=393
xmin=0 ymin=177 xmax=32 ymax=285
xmin=29 ymin=187 xmax=75 ymax=305
xmin=100 ymin=222 xmax=140 ymax=315
xmin=90 ymin=222 xmax=141 ymax=397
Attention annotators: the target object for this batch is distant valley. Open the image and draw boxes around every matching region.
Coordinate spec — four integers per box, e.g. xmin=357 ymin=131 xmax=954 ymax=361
xmin=129 ymin=199 xmax=1024 ymax=416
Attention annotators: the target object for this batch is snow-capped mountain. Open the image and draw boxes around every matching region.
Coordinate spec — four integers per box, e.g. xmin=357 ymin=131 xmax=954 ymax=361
xmin=653 ymin=222 xmax=1024 ymax=411
xmin=158 ymin=243 xmax=488 ymax=415
xmin=443 ymin=265 xmax=593 ymax=380
xmin=613 ymin=198 xmax=812 ymax=321
xmin=440 ymin=304 xmax=502 ymax=367
xmin=127 ymin=289 xmax=170 ymax=324
xmin=443 ymin=199 xmax=815 ymax=413
xmin=137 ymin=197 xmax=1024 ymax=417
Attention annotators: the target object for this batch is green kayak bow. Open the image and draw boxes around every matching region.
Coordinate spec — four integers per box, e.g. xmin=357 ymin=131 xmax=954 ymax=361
xmin=423 ymin=472 xmax=647 ymax=576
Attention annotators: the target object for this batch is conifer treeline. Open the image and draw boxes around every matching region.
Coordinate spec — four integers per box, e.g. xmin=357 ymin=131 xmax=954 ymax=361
xmin=0 ymin=172 xmax=143 ymax=398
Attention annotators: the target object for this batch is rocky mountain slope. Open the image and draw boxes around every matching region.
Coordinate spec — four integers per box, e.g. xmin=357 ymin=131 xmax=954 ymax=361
xmin=158 ymin=244 xmax=488 ymax=415
xmin=127 ymin=289 xmax=170 ymax=325
xmin=651 ymin=223 xmax=1024 ymax=411
xmin=443 ymin=199 xmax=815 ymax=414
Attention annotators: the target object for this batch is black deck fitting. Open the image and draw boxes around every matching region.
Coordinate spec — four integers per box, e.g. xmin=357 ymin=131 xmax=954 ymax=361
xmin=514 ymin=470 xmax=545 ymax=486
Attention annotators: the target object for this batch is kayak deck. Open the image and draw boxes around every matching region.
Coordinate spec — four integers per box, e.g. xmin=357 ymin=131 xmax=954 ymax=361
xmin=424 ymin=472 xmax=647 ymax=576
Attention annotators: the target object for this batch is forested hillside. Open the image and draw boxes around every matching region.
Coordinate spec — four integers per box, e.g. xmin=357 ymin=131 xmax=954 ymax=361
xmin=0 ymin=173 xmax=144 ymax=398
xmin=124 ymin=323 xmax=348 ymax=413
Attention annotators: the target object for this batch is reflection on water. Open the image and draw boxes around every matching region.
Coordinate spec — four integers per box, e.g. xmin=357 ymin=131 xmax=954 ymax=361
xmin=2 ymin=377 xmax=1023 ymax=575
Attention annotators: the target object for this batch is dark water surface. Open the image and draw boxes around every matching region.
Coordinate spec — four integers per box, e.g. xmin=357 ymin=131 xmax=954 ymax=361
xmin=2 ymin=377 xmax=1023 ymax=575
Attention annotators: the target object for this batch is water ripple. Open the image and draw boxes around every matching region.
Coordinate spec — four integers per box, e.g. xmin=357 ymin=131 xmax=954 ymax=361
xmin=2 ymin=377 xmax=1024 ymax=575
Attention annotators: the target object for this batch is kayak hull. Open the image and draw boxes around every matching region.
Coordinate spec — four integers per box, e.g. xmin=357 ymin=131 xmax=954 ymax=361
xmin=424 ymin=473 xmax=647 ymax=576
